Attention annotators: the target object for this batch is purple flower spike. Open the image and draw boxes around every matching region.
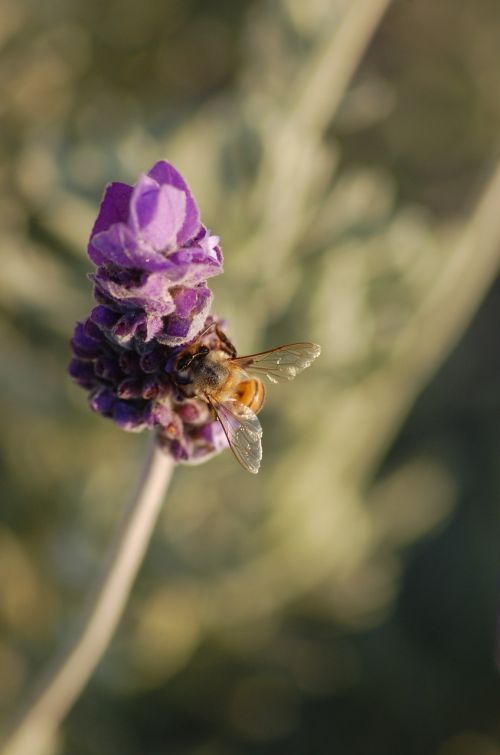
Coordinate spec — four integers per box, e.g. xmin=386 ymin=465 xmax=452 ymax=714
xmin=69 ymin=160 xmax=227 ymax=466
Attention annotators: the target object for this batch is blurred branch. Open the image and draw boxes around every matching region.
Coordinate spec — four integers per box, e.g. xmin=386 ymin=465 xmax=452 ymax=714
xmin=352 ymin=159 xmax=500 ymax=480
xmin=291 ymin=0 xmax=393 ymax=133
xmin=0 ymin=438 xmax=174 ymax=755
xmin=239 ymin=0 xmax=393 ymax=280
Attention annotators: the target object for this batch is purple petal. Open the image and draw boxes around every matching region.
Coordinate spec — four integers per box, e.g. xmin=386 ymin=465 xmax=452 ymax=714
xmin=176 ymin=399 xmax=210 ymax=425
xmin=168 ymin=419 xmax=228 ymax=465
xmin=165 ymin=245 xmax=222 ymax=286
xmin=89 ymin=389 xmax=116 ymax=415
xmin=156 ymin=286 xmax=212 ymax=346
xmin=163 ymin=316 xmax=191 ymax=338
xmin=198 ymin=421 xmax=228 ymax=450
xmin=117 ymin=378 xmax=144 ymax=399
xmin=172 ymin=287 xmax=198 ymax=318
xmin=93 ymin=268 xmax=175 ymax=315
xmin=143 ymin=313 xmax=164 ymax=341
xmin=172 ymin=284 xmax=212 ymax=318
xmin=129 ymin=174 xmax=187 ymax=252
xmin=91 ymin=223 xmax=156 ymax=268
xmin=151 ymin=400 xmax=175 ymax=428
xmin=93 ymin=288 xmax=121 ymax=310
xmin=83 ymin=318 xmax=104 ymax=342
xmin=139 ymin=349 xmax=164 ymax=373
xmin=69 ymin=358 xmax=97 ymax=389
xmin=90 ymin=305 xmax=121 ymax=330
xmin=92 ymin=225 xmax=179 ymax=272
xmin=94 ymin=356 xmax=123 ymax=382
xmin=112 ymin=311 xmax=147 ymax=342
xmin=88 ymin=182 xmax=133 ymax=265
xmin=112 ymin=401 xmax=149 ymax=432
xmin=142 ymin=377 xmax=159 ymax=399
xmin=167 ymin=439 xmax=190 ymax=462
xmin=199 ymin=232 xmax=223 ymax=266
xmin=147 ymin=161 xmax=200 ymax=244
xmin=71 ymin=322 xmax=102 ymax=358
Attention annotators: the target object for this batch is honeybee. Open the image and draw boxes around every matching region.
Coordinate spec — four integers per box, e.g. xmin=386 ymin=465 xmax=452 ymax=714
xmin=172 ymin=323 xmax=321 ymax=473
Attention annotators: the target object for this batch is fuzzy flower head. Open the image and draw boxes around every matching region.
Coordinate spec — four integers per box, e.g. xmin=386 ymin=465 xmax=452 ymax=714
xmin=87 ymin=161 xmax=222 ymax=346
xmin=70 ymin=161 xmax=227 ymax=464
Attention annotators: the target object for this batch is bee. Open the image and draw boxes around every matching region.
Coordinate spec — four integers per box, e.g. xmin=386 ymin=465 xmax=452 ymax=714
xmin=172 ymin=323 xmax=321 ymax=473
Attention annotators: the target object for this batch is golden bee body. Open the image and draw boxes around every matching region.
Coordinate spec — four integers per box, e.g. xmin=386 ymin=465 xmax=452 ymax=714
xmin=172 ymin=324 xmax=320 ymax=473
xmin=176 ymin=347 xmax=266 ymax=414
xmin=233 ymin=377 xmax=265 ymax=414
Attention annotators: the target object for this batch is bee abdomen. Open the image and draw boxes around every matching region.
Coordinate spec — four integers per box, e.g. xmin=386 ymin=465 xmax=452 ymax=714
xmin=235 ymin=379 xmax=265 ymax=414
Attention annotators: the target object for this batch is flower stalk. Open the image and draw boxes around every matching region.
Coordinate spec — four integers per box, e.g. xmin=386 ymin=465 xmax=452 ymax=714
xmin=0 ymin=437 xmax=173 ymax=755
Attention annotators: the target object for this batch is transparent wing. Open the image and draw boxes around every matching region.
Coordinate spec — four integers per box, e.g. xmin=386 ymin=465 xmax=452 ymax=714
xmin=208 ymin=397 xmax=263 ymax=474
xmin=231 ymin=342 xmax=321 ymax=384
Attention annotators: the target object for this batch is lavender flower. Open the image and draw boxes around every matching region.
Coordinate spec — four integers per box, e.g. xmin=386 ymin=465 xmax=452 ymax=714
xmin=70 ymin=161 xmax=227 ymax=464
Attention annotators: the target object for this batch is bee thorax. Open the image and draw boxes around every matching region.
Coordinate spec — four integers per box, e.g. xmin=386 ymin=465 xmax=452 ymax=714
xmin=191 ymin=353 xmax=229 ymax=393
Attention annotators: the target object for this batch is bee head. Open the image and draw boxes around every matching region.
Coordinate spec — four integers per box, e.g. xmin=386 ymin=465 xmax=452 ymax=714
xmin=174 ymin=346 xmax=210 ymax=385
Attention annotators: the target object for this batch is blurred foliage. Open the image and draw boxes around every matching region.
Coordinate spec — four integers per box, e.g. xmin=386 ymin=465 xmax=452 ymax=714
xmin=1 ymin=0 xmax=500 ymax=753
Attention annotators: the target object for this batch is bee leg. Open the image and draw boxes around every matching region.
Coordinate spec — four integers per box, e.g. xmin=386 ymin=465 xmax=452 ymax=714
xmin=202 ymin=394 xmax=218 ymax=421
xmin=215 ymin=325 xmax=237 ymax=357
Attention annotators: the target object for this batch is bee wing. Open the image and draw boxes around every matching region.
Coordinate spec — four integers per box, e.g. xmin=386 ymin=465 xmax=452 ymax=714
xmin=207 ymin=396 xmax=263 ymax=474
xmin=230 ymin=342 xmax=321 ymax=384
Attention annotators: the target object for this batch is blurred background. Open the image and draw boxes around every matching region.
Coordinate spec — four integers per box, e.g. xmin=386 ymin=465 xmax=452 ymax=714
xmin=0 ymin=0 xmax=500 ymax=753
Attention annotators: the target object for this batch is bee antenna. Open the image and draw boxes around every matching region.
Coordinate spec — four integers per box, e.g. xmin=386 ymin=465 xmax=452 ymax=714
xmin=195 ymin=321 xmax=217 ymax=340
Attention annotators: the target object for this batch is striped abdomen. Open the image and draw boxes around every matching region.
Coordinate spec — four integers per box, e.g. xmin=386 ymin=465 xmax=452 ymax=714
xmin=234 ymin=378 xmax=265 ymax=414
